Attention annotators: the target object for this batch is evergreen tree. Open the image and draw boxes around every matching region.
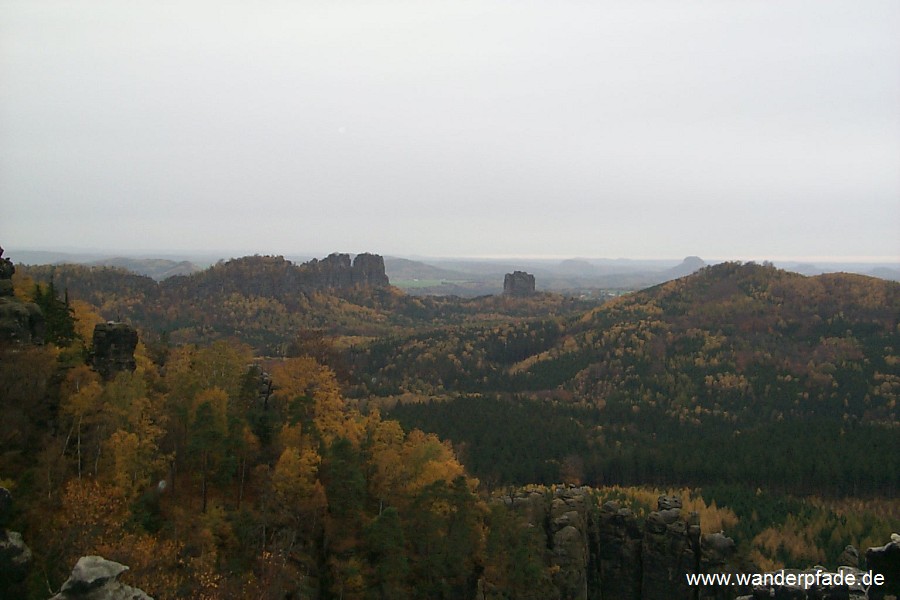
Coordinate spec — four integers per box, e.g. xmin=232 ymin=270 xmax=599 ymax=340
xmin=33 ymin=280 xmax=76 ymax=346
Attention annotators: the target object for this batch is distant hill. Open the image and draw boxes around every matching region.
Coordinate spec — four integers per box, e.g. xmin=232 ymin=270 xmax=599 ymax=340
xmin=19 ymin=252 xmax=596 ymax=351
xmin=369 ymin=262 xmax=899 ymax=417
xmin=870 ymin=266 xmax=900 ymax=281
xmin=661 ymin=255 xmax=706 ymax=279
xmin=556 ymin=258 xmax=599 ymax=276
xmin=362 ymin=263 xmax=900 ymax=493
xmin=89 ymin=257 xmax=200 ymax=280
xmin=383 ymin=257 xmax=471 ymax=281
xmin=388 ymin=256 xmax=710 ymax=295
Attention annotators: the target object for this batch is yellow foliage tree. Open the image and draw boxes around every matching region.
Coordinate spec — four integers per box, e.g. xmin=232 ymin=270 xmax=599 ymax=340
xmin=399 ymin=429 xmax=468 ymax=499
xmin=271 ymin=357 xmax=362 ymax=446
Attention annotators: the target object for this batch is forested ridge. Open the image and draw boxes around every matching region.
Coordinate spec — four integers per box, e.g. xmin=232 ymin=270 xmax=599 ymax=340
xmin=361 ymin=263 xmax=899 ymax=495
xmin=19 ymin=257 xmax=593 ymax=351
xmin=4 ymin=254 xmax=899 ymax=598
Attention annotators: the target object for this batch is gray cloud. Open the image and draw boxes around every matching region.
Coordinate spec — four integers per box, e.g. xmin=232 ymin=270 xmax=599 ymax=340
xmin=2 ymin=0 xmax=898 ymax=259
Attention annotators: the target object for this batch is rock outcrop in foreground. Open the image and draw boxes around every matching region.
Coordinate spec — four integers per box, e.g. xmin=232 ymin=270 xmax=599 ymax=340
xmin=865 ymin=536 xmax=900 ymax=599
xmin=0 ymin=487 xmax=33 ymax=597
xmin=49 ymin=556 xmax=152 ymax=600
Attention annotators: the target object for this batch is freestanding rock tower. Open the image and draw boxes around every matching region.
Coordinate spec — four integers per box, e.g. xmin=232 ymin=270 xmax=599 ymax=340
xmin=503 ymin=271 xmax=536 ymax=296
xmin=91 ymin=322 xmax=138 ymax=379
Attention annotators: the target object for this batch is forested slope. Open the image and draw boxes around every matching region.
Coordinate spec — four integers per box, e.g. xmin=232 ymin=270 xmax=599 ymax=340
xmin=377 ymin=263 xmax=899 ymax=494
xmin=3 ymin=253 xmax=899 ymax=598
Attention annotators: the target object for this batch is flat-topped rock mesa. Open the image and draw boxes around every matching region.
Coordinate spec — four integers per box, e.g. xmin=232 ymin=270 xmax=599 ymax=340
xmin=0 ymin=246 xmax=45 ymax=344
xmin=91 ymin=322 xmax=138 ymax=380
xmin=503 ymin=270 xmax=536 ymax=296
xmin=159 ymin=252 xmax=390 ymax=301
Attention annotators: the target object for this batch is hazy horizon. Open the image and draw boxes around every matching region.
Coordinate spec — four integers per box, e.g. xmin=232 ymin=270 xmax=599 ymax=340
xmin=4 ymin=244 xmax=898 ymax=268
xmin=2 ymin=1 xmax=899 ymax=260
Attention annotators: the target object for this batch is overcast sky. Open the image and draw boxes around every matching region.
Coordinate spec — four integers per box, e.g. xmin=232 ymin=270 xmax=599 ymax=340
xmin=1 ymin=1 xmax=898 ymax=261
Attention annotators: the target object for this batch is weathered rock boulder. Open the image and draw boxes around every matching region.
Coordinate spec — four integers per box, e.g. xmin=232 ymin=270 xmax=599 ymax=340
xmin=699 ymin=532 xmax=744 ymax=600
xmin=743 ymin=567 xmax=869 ymax=599
xmin=503 ymin=271 xmax=536 ymax=296
xmin=0 ymin=487 xmax=34 ymax=596
xmin=49 ymin=556 xmax=153 ymax=600
xmin=91 ymin=322 xmax=138 ymax=379
xmin=837 ymin=544 xmax=859 ymax=568
xmin=657 ymin=494 xmax=683 ymax=511
xmin=866 ymin=536 xmax=900 ymax=599
xmin=0 ymin=530 xmax=33 ymax=591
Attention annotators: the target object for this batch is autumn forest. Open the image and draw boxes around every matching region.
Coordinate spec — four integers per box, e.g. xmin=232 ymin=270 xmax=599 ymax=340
xmin=1 ymin=251 xmax=898 ymax=599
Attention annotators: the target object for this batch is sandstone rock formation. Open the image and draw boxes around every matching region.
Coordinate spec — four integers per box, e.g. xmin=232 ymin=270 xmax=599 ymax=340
xmin=349 ymin=253 xmax=390 ymax=287
xmin=0 ymin=246 xmax=14 ymax=297
xmin=503 ymin=271 xmax=536 ymax=296
xmin=91 ymin=322 xmax=138 ymax=379
xmin=866 ymin=537 xmax=900 ymax=599
xmin=548 ymin=488 xmax=592 ymax=598
xmin=159 ymin=252 xmax=390 ymax=303
xmin=49 ymin=555 xmax=153 ymax=600
xmin=0 ymin=246 xmax=45 ymax=344
xmin=497 ymin=487 xmax=725 ymax=600
xmin=597 ymin=500 xmax=643 ymax=600
xmin=0 ymin=487 xmax=34 ymax=596
xmin=698 ymin=532 xmax=741 ymax=600
xmin=302 ymin=252 xmax=390 ymax=288
xmin=497 ymin=487 xmax=898 ymax=600
xmin=640 ymin=498 xmax=700 ymax=600
xmin=838 ymin=544 xmax=860 ymax=569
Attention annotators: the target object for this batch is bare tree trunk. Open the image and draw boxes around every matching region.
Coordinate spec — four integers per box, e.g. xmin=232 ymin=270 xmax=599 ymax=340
xmin=201 ymin=452 xmax=209 ymax=513
xmin=238 ymin=455 xmax=246 ymax=510
xmin=94 ymin=424 xmax=103 ymax=476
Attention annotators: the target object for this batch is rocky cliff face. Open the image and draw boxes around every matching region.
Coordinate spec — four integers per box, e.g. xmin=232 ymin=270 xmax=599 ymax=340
xmin=496 ymin=487 xmax=896 ymax=600
xmin=49 ymin=556 xmax=153 ymax=600
xmin=350 ymin=252 xmax=391 ymax=287
xmin=301 ymin=252 xmax=390 ymax=289
xmin=91 ymin=322 xmax=138 ymax=379
xmin=159 ymin=252 xmax=390 ymax=304
xmin=499 ymin=486 xmax=706 ymax=600
xmin=503 ymin=271 xmax=536 ymax=296
xmin=0 ymin=246 xmax=45 ymax=344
